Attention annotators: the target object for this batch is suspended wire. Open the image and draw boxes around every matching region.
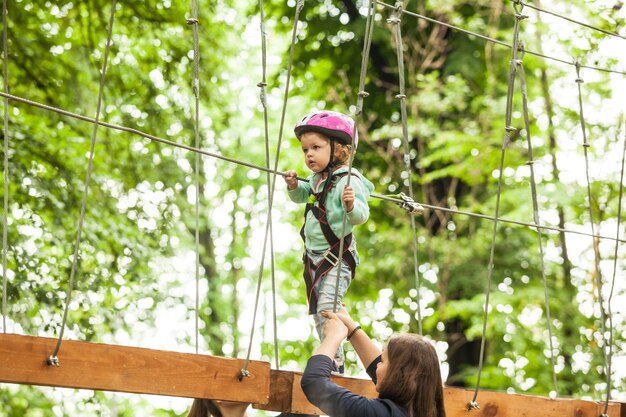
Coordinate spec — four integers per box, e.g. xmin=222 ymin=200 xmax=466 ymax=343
xmin=256 ymin=0 xmax=280 ymax=370
xmin=517 ymin=0 xmax=626 ymax=41
xmin=188 ymin=0 xmax=201 ymax=356
xmin=2 ymin=90 xmax=624 ymax=248
xmin=49 ymin=0 xmax=117 ymax=366
xmin=387 ymin=1 xmax=423 ymax=335
xmin=603 ymin=116 xmax=625 ymax=416
xmin=411 ymin=199 xmax=626 ymax=243
xmin=375 ymin=1 xmax=626 ymax=76
xmin=1 ymin=0 xmax=8 ymax=334
xmin=517 ymin=51 xmax=558 ymax=395
xmin=0 ymin=0 xmax=621 ymax=401
xmin=573 ymin=59 xmax=613 ymax=409
xmin=239 ymin=0 xmax=304 ymax=378
xmin=469 ymin=2 xmax=526 ymax=409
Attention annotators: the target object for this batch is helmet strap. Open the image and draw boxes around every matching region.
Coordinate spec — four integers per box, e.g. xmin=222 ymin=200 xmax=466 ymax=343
xmin=323 ymin=140 xmax=336 ymax=173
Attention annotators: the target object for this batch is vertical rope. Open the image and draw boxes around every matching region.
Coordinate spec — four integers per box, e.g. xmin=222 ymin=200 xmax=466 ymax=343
xmin=517 ymin=55 xmax=558 ymax=395
xmin=331 ymin=0 xmax=376 ymax=313
xmin=469 ymin=1 xmax=526 ymax=409
xmin=573 ymin=59 xmax=612 ymax=410
xmin=388 ymin=1 xmax=423 ymax=335
xmin=240 ymin=0 xmax=305 ymax=378
xmin=1 ymin=0 xmax=9 ymax=333
xmin=187 ymin=0 xmax=201 ymax=355
xmin=256 ymin=0 xmax=280 ymax=370
xmin=600 ymin=116 xmax=626 ymax=416
xmin=49 ymin=0 xmax=117 ymax=365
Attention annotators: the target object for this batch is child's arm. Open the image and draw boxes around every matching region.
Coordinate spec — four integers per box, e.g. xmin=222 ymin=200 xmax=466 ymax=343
xmin=283 ymin=169 xmax=298 ymax=190
xmin=283 ymin=170 xmax=310 ymax=203
xmin=342 ymin=185 xmax=355 ymax=212
xmin=339 ymin=176 xmax=371 ymax=225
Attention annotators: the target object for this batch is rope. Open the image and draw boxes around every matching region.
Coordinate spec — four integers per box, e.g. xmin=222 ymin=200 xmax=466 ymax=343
xmin=516 ymin=49 xmax=558 ymax=395
xmin=331 ymin=0 xmax=376 ymax=314
xmin=48 ymin=0 xmax=117 ymax=367
xmin=469 ymin=2 xmax=526 ymax=409
xmin=1 ymin=0 xmax=8 ymax=334
xmin=388 ymin=1 xmax=423 ymax=335
xmin=256 ymin=0 xmax=281 ymax=370
xmin=601 ymin=116 xmax=625 ymax=416
xmin=375 ymin=1 xmax=626 ymax=76
xmin=187 ymin=0 xmax=201 ymax=356
xmin=517 ymin=0 xmax=626 ymax=41
xmin=573 ymin=59 xmax=613 ymax=411
xmin=1 ymin=91 xmax=623 ymax=247
xmin=239 ymin=0 xmax=304 ymax=379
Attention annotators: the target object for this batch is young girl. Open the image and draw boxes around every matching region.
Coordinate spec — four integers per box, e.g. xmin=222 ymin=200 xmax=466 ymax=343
xmin=283 ymin=110 xmax=374 ymax=374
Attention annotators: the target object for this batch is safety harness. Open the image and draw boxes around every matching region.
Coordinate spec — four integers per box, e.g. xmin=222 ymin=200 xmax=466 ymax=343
xmin=301 ymin=171 xmax=358 ymax=314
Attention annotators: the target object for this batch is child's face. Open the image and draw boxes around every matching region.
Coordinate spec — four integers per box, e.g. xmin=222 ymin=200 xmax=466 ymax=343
xmin=300 ymin=132 xmax=331 ymax=173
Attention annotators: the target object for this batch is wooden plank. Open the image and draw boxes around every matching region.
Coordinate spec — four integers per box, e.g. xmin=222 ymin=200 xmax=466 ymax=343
xmin=0 ymin=333 xmax=270 ymax=404
xmin=253 ymin=369 xmax=295 ymax=412
xmin=443 ymin=386 xmax=621 ymax=417
xmin=253 ymin=369 xmax=377 ymax=414
xmin=1 ymin=333 xmax=621 ymax=417
xmin=254 ymin=368 xmax=621 ymax=417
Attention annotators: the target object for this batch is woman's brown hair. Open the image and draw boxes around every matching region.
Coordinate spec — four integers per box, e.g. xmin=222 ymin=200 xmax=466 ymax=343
xmin=187 ymin=399 xmax=223 ymax=417
xmin=186 ymin=399 xmax=248 ymax=417
xmin=377 ymin=334 xmax=446 ymax=417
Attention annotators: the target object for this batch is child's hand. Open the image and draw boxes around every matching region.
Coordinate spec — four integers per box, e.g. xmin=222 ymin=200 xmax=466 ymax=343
xmin=342 ymin=185 xmax=354 ymax=212
xmin=283 ymin=170 xmax=298 ymax=190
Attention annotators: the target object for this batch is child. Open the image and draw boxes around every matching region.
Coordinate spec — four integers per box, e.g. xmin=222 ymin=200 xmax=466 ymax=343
xmin=283 ymin=110 xmax=374 ymax=374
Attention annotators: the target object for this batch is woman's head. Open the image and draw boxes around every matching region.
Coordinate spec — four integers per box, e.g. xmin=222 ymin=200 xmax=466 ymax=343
xmin=186 ymin=399 xmax=249 ymax=417
xmin=376 ymin=334 xmax=446 ymax=417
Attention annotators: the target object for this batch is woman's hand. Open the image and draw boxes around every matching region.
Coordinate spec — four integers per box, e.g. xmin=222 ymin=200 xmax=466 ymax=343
xmin=334 ymin=306 xmax=358 ymax=332
xmin=313 ymin=311 xmax=348 ymax=359
xmin=320 ymin=310 xmax=348 ymax=341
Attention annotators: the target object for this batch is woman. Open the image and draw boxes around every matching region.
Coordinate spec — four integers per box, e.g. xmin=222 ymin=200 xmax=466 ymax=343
xmin=301 ymin=308 xmax=446 ymax=417
xmin=186 ymin=399 xmax=249 ymax=417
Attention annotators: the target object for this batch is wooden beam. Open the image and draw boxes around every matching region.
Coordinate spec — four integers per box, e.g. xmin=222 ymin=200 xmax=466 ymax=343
xmin=0 ymin=333 xmax=270 ymax=404
xmin=254 ymin=368 xmax=622 ymax=417
xmin=443 ymin=386 xmax=621 ymax=417
xmin=253 ymin=369 xmax=377 ymax=415
xmin=1 ymin=333 xmax=622 ymax=417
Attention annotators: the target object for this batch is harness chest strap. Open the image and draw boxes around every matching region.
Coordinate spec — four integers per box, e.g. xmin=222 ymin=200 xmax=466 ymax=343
xmin=300 ymin=172 xmax=358 ymax=314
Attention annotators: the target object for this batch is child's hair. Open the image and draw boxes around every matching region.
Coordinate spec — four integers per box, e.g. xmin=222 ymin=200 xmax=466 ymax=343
xmin=332 ymin=141 xmax=352 ymax=165
xmin=377 ymin=334 xmax=446 ymax=417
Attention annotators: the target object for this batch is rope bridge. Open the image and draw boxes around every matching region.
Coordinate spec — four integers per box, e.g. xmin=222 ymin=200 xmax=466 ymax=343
xmin=1 ymin=0 xmax=625 ymax=416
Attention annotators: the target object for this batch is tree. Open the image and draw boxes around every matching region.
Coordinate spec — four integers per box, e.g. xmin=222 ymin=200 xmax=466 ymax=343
xmin=1 ymin=0 xmax=624 ymax=415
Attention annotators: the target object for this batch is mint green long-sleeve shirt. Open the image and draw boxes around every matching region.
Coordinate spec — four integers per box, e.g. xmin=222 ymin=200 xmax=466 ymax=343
xmin=288 ymin=167 xmax=375 ymax=251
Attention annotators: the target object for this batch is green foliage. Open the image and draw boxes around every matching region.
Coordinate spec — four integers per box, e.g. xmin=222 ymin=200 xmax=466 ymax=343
xmin=1 ymin=0 xmax=625 ymax=415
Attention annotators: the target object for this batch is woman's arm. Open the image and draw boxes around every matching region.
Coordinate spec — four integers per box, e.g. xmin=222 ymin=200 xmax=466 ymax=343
xmin=313 ymin=311 xmax=348 ymax=358
xmin=335 ymin=307 xmax=381 ymax=368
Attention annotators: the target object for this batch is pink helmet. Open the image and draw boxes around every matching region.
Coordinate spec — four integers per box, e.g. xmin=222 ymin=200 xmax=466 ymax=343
xmin=294 ymin=110 xmax=358 ymax=148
